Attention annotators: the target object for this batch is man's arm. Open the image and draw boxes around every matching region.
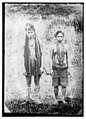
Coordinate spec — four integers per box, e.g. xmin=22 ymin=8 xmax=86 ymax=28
xmin=66 ymin=49 xmax=71 ymax=75
xmin=66 ymin=49 xmax=68 ymax=67
xmin=49 ymin=46 xmax=54 ymax=74
xmin=40 ymin=44 xmax=44 ymax=72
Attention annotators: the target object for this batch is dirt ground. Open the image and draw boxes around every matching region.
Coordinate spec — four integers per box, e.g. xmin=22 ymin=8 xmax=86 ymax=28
xmin=5 ymin=97 xmax=82 ymax=115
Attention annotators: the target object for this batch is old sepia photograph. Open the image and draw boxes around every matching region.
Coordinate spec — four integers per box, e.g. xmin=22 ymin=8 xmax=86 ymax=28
xmin=2 ymin=2 xmax=84 ymax=116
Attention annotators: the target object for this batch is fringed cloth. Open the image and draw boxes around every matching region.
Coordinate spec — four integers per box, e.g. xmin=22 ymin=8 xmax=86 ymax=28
xmin=24 ymin=34 xmax=42 ymax=76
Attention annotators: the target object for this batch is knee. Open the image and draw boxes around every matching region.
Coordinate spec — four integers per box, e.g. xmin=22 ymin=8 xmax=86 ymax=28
xmin=26 ymin=73 xmax=32 ymax=78
xmin=62 ymin=86 xmax=66 ymax=89
xmin=34 ymin=75 xmax=41 ymax=80
xmin=54 ymin=86 xmax=58 ymax=90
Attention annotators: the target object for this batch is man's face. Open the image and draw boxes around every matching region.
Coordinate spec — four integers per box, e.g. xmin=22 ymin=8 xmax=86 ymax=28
xmin=26 ymin=27 xmax=35 ymax=38
xmin=56 ymin=33 xmax=64 ymax=43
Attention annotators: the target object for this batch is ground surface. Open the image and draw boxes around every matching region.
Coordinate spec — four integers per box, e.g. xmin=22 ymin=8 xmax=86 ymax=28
xmin=5 ymin=97 xmax=82 ymax=115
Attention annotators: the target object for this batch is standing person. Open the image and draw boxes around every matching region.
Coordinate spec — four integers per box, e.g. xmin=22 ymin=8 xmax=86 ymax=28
xmin=24 ymin=23 xmax=42 ymax=102
xmin=52 ymin=31 xmax=68 ymax=103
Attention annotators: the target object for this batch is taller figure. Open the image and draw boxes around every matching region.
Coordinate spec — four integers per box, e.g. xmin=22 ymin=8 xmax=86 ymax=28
xmin=24 ymin=23 xmax=42 ymax=101
xmin=52 ymin=31 xmax=68 ymax=103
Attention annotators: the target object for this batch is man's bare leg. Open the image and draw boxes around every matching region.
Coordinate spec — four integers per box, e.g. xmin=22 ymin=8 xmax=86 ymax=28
xmin=32 ymin=75 xmax=42 ymax=104
xmin=22 ymin=74 xmax=33 ymax=104
xmin=54 ymin=86 xmax=59 ymax=99
xmin=34 ymin=75 xmax=40 ymax=94
xmin=61 ymin=86 xmax=67 ymax=103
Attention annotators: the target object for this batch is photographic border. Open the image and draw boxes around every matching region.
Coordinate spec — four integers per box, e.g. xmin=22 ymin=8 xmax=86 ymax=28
xmin=2 ymin=2 xmax=84 ymax=117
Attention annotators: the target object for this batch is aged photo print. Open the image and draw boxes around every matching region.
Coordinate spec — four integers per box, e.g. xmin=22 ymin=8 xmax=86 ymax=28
xmin=2 ymin=3 xmax=84 ymax=116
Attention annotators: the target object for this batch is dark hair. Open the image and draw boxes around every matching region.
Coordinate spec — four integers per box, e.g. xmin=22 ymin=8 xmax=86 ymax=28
xmin=25 ymin=23 xmax=35 ymax=32
xmin=54 ymin=31 xmax=64 ymax=37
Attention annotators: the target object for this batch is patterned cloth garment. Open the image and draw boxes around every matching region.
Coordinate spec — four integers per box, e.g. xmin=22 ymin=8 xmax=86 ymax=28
xmin=28 ymin=38 xmax=37 ymax=75
xmin=29 ymin=38 xmax=35 ymax=58
xmin=24 ymin=34 xmax=42 ymax=75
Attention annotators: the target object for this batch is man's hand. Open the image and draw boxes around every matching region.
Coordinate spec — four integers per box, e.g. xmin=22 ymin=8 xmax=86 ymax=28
xmin=67 ymin=69 xmax=70 ymax=75
xmin=40 ymin=67 xmax=44 ymax=73
xmin=50 ymin=69 xmax=53 ymax=76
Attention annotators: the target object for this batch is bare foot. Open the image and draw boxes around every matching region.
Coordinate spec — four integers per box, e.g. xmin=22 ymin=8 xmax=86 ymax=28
xmin=21 ymin=96 xmax=33 ymax=104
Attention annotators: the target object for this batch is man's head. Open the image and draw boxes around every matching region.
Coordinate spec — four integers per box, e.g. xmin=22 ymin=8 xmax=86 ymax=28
xmin=25 ymin=23 xmax=35 ymax=38
xmin=54 ymin=31 xmax=64 ymax=43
